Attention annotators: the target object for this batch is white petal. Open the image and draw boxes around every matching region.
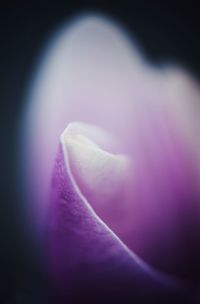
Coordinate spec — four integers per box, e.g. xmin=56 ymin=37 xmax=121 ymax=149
xmin=23 ymin=14 xmax=145 ymax=216
xmin=61 ymin=122 xmax=131 ymax=207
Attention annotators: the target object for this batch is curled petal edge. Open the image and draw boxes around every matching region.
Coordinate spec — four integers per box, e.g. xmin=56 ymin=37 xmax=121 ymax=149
xmin=48 ymin=122 xmax=191 ymax=302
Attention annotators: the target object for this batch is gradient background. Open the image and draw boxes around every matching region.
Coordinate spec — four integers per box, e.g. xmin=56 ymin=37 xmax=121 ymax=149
xmin=0 ymin=1 xmax=199 ymax=302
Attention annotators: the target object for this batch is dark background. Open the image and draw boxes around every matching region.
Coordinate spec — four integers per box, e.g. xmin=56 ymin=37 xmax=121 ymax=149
xmin=0 ymin=1 xmax=199 ymax=302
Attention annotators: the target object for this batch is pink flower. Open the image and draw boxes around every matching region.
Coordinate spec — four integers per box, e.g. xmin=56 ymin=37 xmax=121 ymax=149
xmin=22 ymin=14 xmax=200 ymax=303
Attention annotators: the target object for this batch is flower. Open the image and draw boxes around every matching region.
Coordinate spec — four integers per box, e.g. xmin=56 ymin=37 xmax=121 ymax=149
xmin=22 ymin=14 xmax=200 ymax=303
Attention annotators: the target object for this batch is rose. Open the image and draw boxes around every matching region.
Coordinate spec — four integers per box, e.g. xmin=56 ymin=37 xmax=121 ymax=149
xmin=22 ymin=15 xmax=200 ymax=302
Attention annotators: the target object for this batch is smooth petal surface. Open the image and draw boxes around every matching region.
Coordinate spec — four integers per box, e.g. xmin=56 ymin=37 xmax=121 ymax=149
xmin=48 ymin=122 xmax=189 ymax=303
xmin=23 ymin=14 xmax=200 ymax=278
xmin=23 ymin=14 xmax=145 ymax=227
xmin=63 ymin=123 xmax=131 ymax=211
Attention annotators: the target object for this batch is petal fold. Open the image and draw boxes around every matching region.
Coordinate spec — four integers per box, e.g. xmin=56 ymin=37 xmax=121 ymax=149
xmin=48 ymin=123 xmax=190 ymax=303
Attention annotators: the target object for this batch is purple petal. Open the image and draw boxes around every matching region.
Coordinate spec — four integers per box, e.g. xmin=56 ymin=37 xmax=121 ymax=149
xmin=47 ymin=124 xmax=189 ymax=302
xmin=22 ymin=14 xmax=200 ymax=283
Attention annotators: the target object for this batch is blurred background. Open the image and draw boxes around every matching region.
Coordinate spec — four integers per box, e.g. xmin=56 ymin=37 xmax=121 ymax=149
xmin=0 ymin=1 xmax=199 ymax=302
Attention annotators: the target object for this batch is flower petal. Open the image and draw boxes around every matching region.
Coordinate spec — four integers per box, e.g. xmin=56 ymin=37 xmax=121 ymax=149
xmin=23 ymin=14 xmax=145 ymax=231
xmin=62 ymin=122 xmax=130 ymax=209
xmin=48 ymin=123 xmax=188 ymax=303
xmin=23 ymin=14 xmax=200 ymax=278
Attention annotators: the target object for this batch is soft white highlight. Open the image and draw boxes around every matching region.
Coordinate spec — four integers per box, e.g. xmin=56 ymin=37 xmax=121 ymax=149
xmin=61 ymin=122 xmax=130 ymax=206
